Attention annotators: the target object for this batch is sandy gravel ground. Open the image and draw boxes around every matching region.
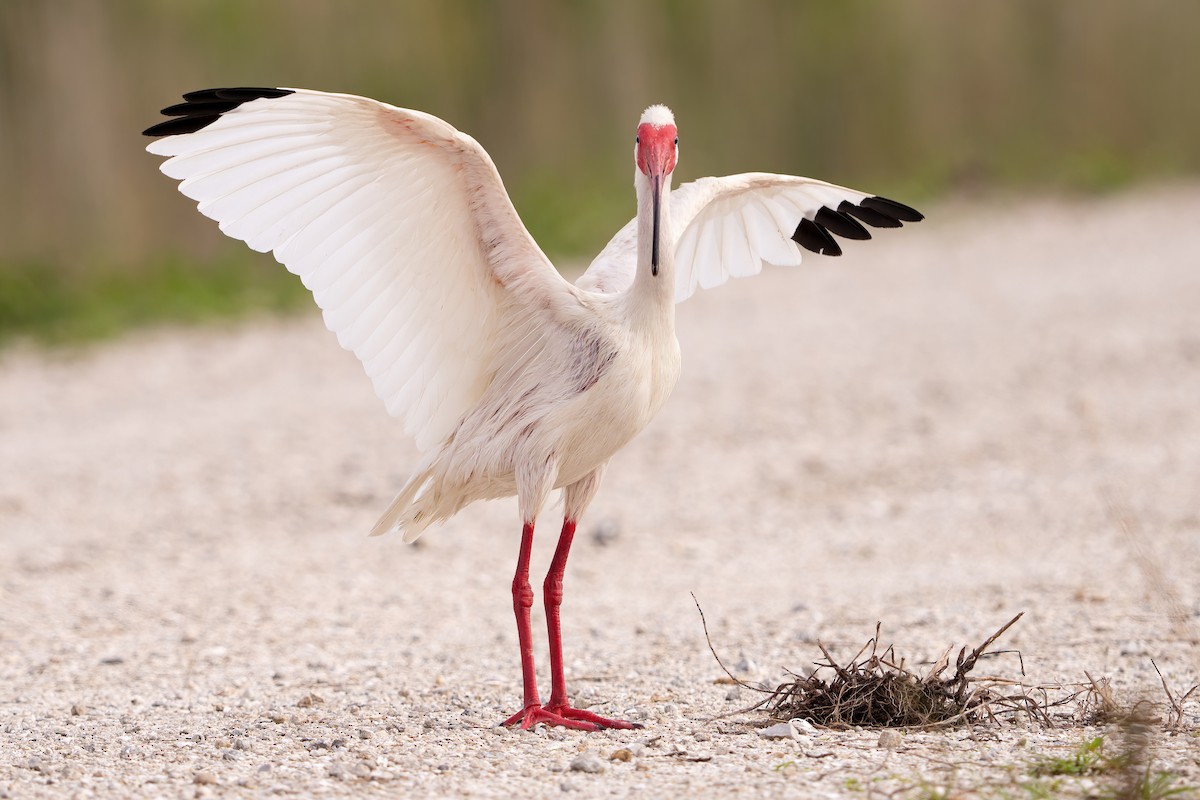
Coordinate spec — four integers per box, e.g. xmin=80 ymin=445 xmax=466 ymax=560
xmin=2 ymin=187 xmax=1199 ymax=798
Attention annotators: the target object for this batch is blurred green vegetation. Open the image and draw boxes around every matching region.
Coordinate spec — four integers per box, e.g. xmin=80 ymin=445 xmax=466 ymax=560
xmin=2 ymin=0 xmax=1199 ymax=344
xmin=0 ymin=255 xmax=311 ymax=347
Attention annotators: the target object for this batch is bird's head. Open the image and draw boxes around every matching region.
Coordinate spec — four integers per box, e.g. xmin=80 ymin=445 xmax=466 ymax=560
xmin=635 ymin=105 xmax=677 ymax=276
xmin=635 ymin=105 xmax=678 ymax=180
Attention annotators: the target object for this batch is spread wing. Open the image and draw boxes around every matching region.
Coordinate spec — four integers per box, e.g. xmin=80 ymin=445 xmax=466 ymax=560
xmin=145 ymin=88 xmax=578 ymax=451
xmin=578 ymin=173 xmax=922 ymax=301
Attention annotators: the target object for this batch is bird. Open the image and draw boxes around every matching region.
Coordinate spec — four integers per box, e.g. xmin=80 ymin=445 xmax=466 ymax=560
xmin=144 ymin=87 xmax=923 ymax=731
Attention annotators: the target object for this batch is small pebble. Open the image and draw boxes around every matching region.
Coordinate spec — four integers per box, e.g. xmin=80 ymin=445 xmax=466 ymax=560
xmin=789 ymin=718 xmax=817 ymax=736
xmin=193 ymin=771 xmax=217 ymax=785
xmin=330 ymin=762 xmax=371 ymax=780
xmin=569 ymin=753 xmax=605 ymax=774
xmin=757 ymin=722 xmax=795 ymax=740
xmin=878 ymin=730 xmax=903 ymax=749
xmin=590 ymin=519 xmax=620 ymax=546
xmin=296 ymin=692 xmax=324 ymax=708
xmin=70 ymin=703 xmax=86 ymax=716
xmin=609 ymin=748 xmax=633 ymax=762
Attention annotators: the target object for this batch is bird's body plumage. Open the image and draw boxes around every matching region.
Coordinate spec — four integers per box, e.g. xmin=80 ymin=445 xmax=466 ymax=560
xmin=145 ymin=87 xmax=921 ymax=729
xmin=374 ymin=280 xmax=681 ymax=540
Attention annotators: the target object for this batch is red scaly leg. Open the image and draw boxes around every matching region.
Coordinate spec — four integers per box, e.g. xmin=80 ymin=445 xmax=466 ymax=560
xmin=500 ymin=520 xmax=599 ymax=731
xmin=509 ymin=521 xmax=541 ymax=713
xmin=542 ymin=518 xmax=641 ymax=730
xmin=544 ymin=518 xmax=575 ymax=709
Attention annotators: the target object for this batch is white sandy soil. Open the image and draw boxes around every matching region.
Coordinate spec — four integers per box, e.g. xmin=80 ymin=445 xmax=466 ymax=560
xmin=2 ymin=188 xmax=1199 ymax=798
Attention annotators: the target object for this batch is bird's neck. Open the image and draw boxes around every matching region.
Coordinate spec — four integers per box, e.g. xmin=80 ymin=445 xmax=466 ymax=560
xmin=623 ymin=172 xmax=676 ymax=329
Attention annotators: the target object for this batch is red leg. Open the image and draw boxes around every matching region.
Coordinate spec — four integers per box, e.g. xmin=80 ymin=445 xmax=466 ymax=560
xmin=544 ymin=519 xmax=575 ymax=709
xmin=512 ymin=521 xmax=540 ymax=710
xmin=500 ymin=520 xmax=600 ymax=731
xmin=541 ymin=518 xmax=641 ymax=730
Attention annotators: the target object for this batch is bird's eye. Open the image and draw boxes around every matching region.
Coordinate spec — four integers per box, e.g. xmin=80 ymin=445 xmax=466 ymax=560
xmin=674 ymin=137 xmax=679 ymax=145
xmin=635 ymin=136 xmax=640 ymax=144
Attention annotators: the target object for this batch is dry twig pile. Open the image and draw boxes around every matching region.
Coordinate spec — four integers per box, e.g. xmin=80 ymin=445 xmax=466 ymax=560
xmin=694 ymin=600 xmax=1087 ymax=729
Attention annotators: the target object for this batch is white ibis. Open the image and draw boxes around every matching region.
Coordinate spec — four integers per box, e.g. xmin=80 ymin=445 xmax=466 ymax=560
xmin=144 ymin=88 xmax=922 ymax=731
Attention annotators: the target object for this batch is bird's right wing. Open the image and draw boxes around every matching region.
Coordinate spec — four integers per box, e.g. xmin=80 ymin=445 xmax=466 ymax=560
xmin=579 ymin=173 xmax=921 ymax=301
xmin=145 ymin=88 xmax=579 ymax=452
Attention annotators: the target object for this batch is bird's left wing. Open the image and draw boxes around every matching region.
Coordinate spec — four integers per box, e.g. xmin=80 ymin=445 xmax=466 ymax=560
xmin=579 ymin=173 xmax=922 ymax=301
xmin=146 ymin=88 xmax=577 ymax=452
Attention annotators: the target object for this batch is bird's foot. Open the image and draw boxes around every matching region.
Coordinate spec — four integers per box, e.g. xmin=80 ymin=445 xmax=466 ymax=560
xmin=544 ymin=703 xmax=643 ymax=730
xmin=501 ymin=703 xmax=602 ymax=731
xmin=500 ymin=703 xmax=642 ymax=731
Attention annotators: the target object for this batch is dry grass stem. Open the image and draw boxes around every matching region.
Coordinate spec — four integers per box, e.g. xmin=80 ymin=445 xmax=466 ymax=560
xmin=694 ymin=600 xmax=1189 ymax=732
xmin=1151 ymin=658 xmax=1200 ymax=732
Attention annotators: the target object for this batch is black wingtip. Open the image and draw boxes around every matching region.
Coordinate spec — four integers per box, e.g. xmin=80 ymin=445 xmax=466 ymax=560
xmin=815 ymin=206 xmax=872 ymax=240
xmin=793 ymin=217 xmax=843 ymax=257
xmin=862 ymin=195 xmax=924 ymax=223
xmin=791 ymin=194 xmax=923 ymax=258
xmin=143 ymin=116 xmax=221 ymax=137
xmin=182 ymin=87 xmax=293 ymax=103
xmin=143 ymin=86 xmax=294 ymax=137
xmin=839 ymin=199 xmax=901 ymax=229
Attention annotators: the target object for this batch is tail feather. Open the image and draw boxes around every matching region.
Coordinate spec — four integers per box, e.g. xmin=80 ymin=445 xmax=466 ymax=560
xmin=369 ymin=470 xmax=433 ymax=541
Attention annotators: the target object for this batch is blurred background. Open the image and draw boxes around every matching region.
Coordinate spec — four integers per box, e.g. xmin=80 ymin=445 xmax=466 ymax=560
xmin=2 ymin=0 xmax=1198 ymax=343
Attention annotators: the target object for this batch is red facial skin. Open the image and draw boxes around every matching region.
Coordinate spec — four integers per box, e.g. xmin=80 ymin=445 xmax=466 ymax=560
xmin=636 ymin=123 xmax=678 ymax=178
